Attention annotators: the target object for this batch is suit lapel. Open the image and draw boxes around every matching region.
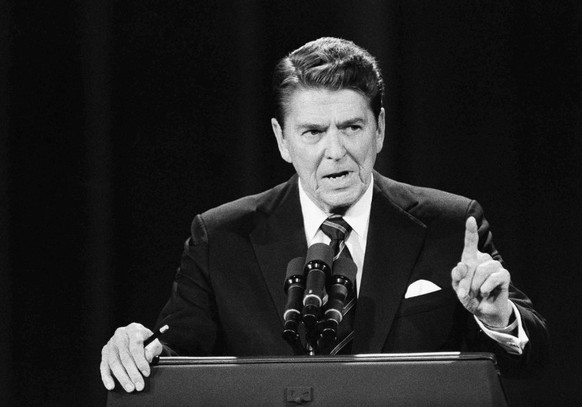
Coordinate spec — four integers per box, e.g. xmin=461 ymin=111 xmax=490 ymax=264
xmin=250 ymin=176 xmax=308 ymax=326
xmin=353 ymin=182 xmax=427 ymax=353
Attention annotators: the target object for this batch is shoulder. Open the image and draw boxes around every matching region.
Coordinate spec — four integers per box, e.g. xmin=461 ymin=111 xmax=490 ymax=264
xmin=373 ymin=172 xmax=475 ymax=224
xmin=194 ymin=175 xmax=298 ymax=234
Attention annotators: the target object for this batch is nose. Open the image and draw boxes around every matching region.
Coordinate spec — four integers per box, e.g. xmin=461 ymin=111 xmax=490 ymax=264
xmin=324 ymin=129 xmax=346 ymax=160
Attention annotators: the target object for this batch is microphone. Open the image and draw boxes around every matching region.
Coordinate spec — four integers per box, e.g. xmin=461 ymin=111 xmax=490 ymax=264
xmin=322 ymin=257 xmax=357 ymax=342
xmin=302 ymin=243 xmax=333 ymax=329
xmin=282 ymin=257 xmax=306 ymax=345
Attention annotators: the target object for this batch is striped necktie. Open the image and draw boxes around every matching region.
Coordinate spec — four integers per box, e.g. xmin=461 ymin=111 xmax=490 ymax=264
xmin=320 ymin=215 xmax=356 ymax=354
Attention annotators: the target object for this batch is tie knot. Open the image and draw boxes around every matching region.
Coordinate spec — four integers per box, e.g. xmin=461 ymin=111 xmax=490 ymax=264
xmin=320 ymin=215 xmax=352 ymax=242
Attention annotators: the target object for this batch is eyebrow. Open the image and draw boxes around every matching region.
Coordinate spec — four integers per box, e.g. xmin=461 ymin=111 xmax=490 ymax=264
xmin=295 ymin=117 xmax=366 ymax=131
xmin=294 ymin=122 xmax=326 ymax=133
xmin=338 ymin=117 xmax=366 ymax=127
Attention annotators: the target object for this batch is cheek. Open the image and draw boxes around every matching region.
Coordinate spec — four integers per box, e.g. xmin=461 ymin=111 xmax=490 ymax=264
xmin=351 ymin=145 xmax=376 ymax=167
xmin=365 ymin=139 xmax=380 ymax=162
xmin=295 ymin=148 xmax=322 ymax=172
xmin=305 ymin=159 xmax=321 ymax=176
xmin=292 ymin=152 xmax=319 ymax=177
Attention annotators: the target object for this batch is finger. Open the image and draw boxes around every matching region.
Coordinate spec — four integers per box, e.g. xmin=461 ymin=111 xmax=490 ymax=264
xmin=145 ymin=339 xmax=163 ymax=364
xmin=479 ymin=268 xmax=510 ymax=299
xmin=451 ymin=262 xmax=467 ymax=288
xmin=100 ymin=346 xmax=116 ymax=390
xmin=452 ymin=261 xmax=474 ymax=300
xmin=454 ymin=276 xmax=480 ymax=315
xmin=129 ymin=330 xmax=151 ymax=378
xmin=461 ymin=216 xmax=479 ymax=264
xmin=118 ymin=343 xmax=145 ymax=392
xmin=470 ymin=259 xmax=500 ymax=298
xmin=106 ymin=342 xmax=135 ymax=393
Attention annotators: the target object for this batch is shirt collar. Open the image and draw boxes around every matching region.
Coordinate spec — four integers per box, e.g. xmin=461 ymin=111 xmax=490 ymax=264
xmin=298 ymin=173 xmax=374 ymax=241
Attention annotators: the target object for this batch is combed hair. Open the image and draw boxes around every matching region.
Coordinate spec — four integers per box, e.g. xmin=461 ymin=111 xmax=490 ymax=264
xmin=272 ymin=37 xmax=384 ymax=126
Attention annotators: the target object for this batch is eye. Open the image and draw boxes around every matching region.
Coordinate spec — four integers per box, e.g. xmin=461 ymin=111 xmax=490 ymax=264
xmin=300 ymin=126 xmax=325 ymax=143
xmin=344 ymin=125 xmax=362 ymax=134
xmin=301 ymin=129 xmax=324 ymax=143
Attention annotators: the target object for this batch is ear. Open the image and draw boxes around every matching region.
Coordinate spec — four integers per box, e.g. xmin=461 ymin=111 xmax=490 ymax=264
xmin=271 ymin=118 xmax=292 ymax=163
xmin=375 ymin=108 xmax=386 ymax=153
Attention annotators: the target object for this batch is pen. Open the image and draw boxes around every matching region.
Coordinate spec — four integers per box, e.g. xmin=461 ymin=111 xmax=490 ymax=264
xmin=143 ymin=324 xmax=169 ymax=347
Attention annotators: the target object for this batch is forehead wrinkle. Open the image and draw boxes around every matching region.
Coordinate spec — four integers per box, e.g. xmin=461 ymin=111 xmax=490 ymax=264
xmin=295 ymin=115 xmax=367 ymax=133
xmin=337 ymin=116 xmax=366 ymax=126
xmin=285 ymin=88 xmax=372 ymax=131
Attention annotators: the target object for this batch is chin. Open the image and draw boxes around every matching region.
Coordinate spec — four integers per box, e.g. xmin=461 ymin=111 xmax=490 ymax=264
xmin=321 ymin=192 xmax=360 ymax=213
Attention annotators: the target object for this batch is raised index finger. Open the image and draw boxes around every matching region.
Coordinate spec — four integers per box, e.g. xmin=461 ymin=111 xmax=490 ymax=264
xmin=461 ymin=216 xmax=479 ymax=264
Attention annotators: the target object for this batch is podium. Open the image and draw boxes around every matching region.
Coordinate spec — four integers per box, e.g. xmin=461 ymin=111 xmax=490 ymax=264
xmin=106 ymin=352 xmax=508 ymax=406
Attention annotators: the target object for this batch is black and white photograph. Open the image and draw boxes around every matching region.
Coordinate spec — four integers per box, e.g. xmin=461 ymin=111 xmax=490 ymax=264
xmin=1 ymin=1 xmax=580 ymax=405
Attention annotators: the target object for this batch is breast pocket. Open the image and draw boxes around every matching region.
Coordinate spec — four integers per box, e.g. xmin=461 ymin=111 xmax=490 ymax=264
xmin=397 ymin=287 xmax=457 ymax=317
xmin=384 ymin=287 xmax=461 ymax=352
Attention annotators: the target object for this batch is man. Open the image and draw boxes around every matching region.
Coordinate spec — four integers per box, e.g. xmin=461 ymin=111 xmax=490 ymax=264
xmin=101 ymin=37 xmax=548 ymax=393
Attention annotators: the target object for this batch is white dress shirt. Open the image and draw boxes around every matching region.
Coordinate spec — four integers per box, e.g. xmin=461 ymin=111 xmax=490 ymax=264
xmin=297 ymin=174 xmax=528 ymax=355
xmin=298 ymin=176 xmax=374 ymax=297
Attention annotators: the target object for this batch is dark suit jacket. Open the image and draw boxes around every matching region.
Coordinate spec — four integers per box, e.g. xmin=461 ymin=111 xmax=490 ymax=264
xmin=156 ymin=172 xmax=548 ymax=372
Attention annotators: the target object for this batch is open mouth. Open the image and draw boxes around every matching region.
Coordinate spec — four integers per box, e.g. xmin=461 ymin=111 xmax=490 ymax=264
xmin=325 ymin=171 xmax=350 ymax=180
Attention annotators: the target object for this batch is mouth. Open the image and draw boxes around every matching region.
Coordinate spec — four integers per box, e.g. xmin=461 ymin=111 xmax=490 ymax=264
xmin=324 ymin=171 xmax=350 ymax=180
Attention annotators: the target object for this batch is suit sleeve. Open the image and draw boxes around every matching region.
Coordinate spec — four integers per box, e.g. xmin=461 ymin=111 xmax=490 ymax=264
xmin=467 ymin=200 xmax=549 ymax=373
xmin=154 ymin=214 xmax=223 ymax=356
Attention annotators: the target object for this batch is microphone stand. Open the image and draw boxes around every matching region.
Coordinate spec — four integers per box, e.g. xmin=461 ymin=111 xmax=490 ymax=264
xmin=282 ymin=244 xmax=336 ymax=356
xmin=282 ymin=320 xmax=307 ymax=355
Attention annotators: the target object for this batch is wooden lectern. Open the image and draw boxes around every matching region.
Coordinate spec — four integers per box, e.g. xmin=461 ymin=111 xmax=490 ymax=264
xmin=106 ymin=352 xmax=508 ymax=406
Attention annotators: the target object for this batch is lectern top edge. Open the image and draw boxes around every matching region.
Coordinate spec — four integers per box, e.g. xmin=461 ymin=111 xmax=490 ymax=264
xmin=154 ymin=351 xmax=499 ymax=370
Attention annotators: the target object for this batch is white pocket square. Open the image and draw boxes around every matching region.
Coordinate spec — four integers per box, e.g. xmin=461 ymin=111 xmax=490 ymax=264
xmin=404 ymin=279 xmax=441 ymax=299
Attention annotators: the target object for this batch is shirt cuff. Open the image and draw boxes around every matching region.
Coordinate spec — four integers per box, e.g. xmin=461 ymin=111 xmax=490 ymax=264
xmin=474 ymin=301 xmax=529 ymax=355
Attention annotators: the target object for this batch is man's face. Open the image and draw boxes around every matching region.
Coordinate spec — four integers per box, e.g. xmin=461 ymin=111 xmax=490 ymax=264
xmin=272 ymin=87 xmax=385 ymax=213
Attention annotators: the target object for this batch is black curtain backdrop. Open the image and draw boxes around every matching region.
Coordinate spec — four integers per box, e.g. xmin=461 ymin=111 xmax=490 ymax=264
xmin=2 ymin=1 xmax=581 ymax=405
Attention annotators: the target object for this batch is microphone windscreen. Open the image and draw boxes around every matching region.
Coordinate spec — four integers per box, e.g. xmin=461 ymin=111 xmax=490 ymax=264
xmin=332 ymin=257 xmax=357 ymax=284
xmin=285 ymin=257 xmax=306 ymax=279
xmin=305 ymin=243 xmax=333 ymax=269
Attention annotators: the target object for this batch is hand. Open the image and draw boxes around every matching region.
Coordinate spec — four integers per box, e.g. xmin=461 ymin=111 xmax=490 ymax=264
xmin=100 ymin=322 xmax=163 ymax=392
xmin=451 ymin=217 xmax=512 ymax=328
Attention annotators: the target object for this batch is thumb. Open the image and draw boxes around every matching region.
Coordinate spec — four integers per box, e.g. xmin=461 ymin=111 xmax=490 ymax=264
xmin=144 ymin=339 xmax=163 ymax=363
xmin=461 ymin=216 xmax=479 ymax=264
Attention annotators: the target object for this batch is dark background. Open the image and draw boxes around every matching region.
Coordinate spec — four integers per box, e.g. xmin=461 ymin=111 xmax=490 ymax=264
xmin=1 ymin=0 xmax=581 ymax=405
